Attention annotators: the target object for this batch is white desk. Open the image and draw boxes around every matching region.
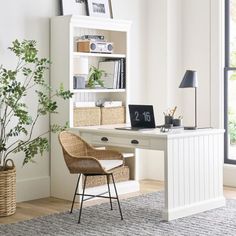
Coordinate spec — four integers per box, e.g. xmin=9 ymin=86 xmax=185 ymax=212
xmin=72 ymin=125 xmax=225 ymax=221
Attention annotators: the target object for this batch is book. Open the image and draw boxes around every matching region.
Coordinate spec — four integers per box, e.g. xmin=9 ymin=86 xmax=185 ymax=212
xmin=120 ymin=58 xmax=125 ymax=89
xmin=115 ymin=60 xmax=121 ymax=89
xmin=122 ymin=58 xmax=126 ymax=89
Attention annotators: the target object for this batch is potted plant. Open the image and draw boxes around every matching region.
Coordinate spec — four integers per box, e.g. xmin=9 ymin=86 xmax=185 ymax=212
xmin=0 ymin=40 xmax=72 ymax=216
xmin=87 ymin=66 xmax=105 ymax=88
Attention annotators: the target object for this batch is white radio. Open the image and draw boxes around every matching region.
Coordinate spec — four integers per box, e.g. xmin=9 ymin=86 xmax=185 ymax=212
xmin=77 ymin=40 xmax=113 ymax=54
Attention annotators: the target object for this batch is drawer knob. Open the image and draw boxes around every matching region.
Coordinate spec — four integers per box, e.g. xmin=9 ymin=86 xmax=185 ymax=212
xmin=131 ymin=139 xmax=139 ymax=145
xmin=101 ymin=137 xmax=108 ymax=142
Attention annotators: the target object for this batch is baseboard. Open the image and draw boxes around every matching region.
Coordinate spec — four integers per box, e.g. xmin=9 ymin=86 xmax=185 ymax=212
xmin=223 ymin=164 xmax=236 ymax=187
xmin=16 ymin=176 xmax=50 ymax=202
xmin=162 ymin=197 xmax=226 ymax=221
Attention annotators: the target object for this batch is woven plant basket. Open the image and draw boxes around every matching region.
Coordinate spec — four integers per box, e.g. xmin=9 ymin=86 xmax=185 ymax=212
xmin=0 ymin=159 xmax=16 ymax=217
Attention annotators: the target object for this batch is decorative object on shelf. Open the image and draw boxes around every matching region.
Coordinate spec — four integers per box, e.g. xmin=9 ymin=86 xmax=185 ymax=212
xmin=87 ymin=66 xmax=105 ymax=88
xmin=0 ymin=40 xmax=72 ymax=217
xmin=77 ymin=40 xmax=113 ymax=54
xmin=99 ymin=60 xmax=117 ymax=88
xmin=179 ymin=70 xmax=198 ymax=130
xmin=73 ymin=57 xmax=89 ymax=89
xmin=95 ymin=99 xmax=105 ymax=107
xmin=86 ymin=0 xmax=113 ymax=18
xmin=60 ymin=0 xmax=87 ymax=16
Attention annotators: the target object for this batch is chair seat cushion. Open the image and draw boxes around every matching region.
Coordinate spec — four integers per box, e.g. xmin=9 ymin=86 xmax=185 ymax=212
xmin=99 ymin=160 xmax=123 ymax=171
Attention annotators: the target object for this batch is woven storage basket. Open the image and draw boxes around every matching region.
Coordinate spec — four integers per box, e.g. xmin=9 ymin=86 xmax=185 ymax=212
xmin=101 ymin=106 xmax=125 ymax=125
xmin=74 ymin=107 xmax=101 ymax=127
xmin=84 ymin=166 xmax=130 ymax=188
xmin=0 ymin=160 xmax=16 ymax=217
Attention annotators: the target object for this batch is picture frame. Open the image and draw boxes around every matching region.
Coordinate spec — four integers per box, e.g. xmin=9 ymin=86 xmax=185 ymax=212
xmin=60 ymin=0 xmax=88 ymax=16
xmin=86 ymin=0 xmax=113 ymax=19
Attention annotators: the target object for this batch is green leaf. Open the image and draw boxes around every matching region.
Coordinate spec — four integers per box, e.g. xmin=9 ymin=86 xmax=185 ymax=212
xmin=0 ymin=40 xmax=71 ymax=167
xmin=18 ymin=137 xmax=49 ymax=166
xmin=56 ymin=83 xmax=73 ymax=100
xmin=51 ymin=122 xmax=69 ymax=133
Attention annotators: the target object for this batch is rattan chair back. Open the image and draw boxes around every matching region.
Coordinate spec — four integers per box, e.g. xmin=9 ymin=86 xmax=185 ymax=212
xmin=59 ymin=131 xmax=88 ymax=157
xmin=58 ymin=131 xmax=124 ymax=175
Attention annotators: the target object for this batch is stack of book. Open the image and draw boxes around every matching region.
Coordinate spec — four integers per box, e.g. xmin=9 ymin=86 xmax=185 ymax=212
xmin=98 ymin=59 xmax=126 ymax=89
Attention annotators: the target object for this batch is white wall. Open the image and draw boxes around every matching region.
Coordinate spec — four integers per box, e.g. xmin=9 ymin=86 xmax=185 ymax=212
xmin=143 ymin=0 xmax=223 ymax=181
xmin=142 ymin=0 xmax=183 ymax=180
xmin=97 ymin=0 xmax=149 ymax=180
xmin=182 ymin=0 xmax=211 ymax=128
xmin=0 ymin=0 xmax=148 ymax=202
xmin=112 ymin=0 xmax=148 ymax=103
xmin=0 ymin=0 xmax=59 ymax=202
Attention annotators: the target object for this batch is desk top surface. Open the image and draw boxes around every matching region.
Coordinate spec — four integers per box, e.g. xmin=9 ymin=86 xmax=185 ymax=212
xmin=72 ymin=124 xmax=224 ymax=139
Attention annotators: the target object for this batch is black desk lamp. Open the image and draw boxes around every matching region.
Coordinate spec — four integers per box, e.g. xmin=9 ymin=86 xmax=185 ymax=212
xmin=179 ymin=70 xmax=198 ymax=130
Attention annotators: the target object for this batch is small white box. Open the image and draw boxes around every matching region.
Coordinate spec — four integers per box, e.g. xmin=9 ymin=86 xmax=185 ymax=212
xmin=103 ymin=101 xmax=122 ymax=108
xmin=74 ymin=102 xmax=96 ymax=108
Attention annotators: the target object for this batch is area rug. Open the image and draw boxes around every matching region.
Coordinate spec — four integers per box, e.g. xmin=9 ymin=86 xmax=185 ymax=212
xmin=1 ymin=192 xmax=236 ymax=236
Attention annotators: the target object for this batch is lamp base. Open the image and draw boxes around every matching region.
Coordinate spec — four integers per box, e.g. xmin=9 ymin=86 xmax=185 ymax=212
xmin=184 ymin=126 xmax=197 ymax=130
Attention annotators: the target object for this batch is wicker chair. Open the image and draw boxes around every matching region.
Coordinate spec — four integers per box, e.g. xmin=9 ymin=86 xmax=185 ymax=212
xmin=58 ymin=131 xmax=124 ymax=223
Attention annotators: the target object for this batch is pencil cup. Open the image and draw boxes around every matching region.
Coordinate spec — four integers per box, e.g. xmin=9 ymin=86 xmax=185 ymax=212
xmin=165 ymin=116 xmax=173 ymax=125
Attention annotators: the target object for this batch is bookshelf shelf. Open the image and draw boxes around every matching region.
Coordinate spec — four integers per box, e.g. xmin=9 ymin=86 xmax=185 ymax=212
xmin=72 ymin=88 xmax=126 ymax=93
xmin=74 ymin=52 xmax=126 ymax=58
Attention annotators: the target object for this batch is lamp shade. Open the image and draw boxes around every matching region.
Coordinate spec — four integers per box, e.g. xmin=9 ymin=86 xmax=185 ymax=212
xmin=73 ymin=57 xmax=89 ymax=75
xmin=179 ymin=70 xmax=198 ymax=88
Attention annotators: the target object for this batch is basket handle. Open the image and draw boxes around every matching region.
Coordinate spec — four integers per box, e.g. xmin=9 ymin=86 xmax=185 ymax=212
xmin=4 ymin=159 xmax=15 ymax=168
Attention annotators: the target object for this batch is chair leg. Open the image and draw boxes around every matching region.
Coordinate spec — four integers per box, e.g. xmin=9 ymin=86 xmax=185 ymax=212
xmin=106 ymin=174 xmax=113 ymax=210
xmin=70 ymin=173 xmax=81 ymax=214
xmin=78 ymin=175 xmax=87 ymax=224
xmin=111 ymin=173 xmax=123 ymax=220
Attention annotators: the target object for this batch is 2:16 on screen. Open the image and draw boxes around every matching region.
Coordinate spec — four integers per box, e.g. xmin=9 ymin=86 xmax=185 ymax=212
xmin=134 ymin=111 xmax=151 ymax=122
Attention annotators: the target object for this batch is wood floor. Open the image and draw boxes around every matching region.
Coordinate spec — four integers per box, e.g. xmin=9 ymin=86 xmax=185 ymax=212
xmin=0 ymin=180 xmax=236 ymax=225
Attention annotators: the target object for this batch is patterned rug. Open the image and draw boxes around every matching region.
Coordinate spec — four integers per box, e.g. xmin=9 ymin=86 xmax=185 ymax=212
xmin=1 ymin=192 xmax=236 ymax=236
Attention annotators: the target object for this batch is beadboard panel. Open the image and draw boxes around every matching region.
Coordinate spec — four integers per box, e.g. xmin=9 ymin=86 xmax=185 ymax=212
xmin=165 ymin=132 xmax=225 ymax=220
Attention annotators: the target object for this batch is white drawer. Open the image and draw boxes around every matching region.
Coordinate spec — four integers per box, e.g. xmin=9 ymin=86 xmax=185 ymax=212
xmin=91 ymin=134 xmax=150 ymax=148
